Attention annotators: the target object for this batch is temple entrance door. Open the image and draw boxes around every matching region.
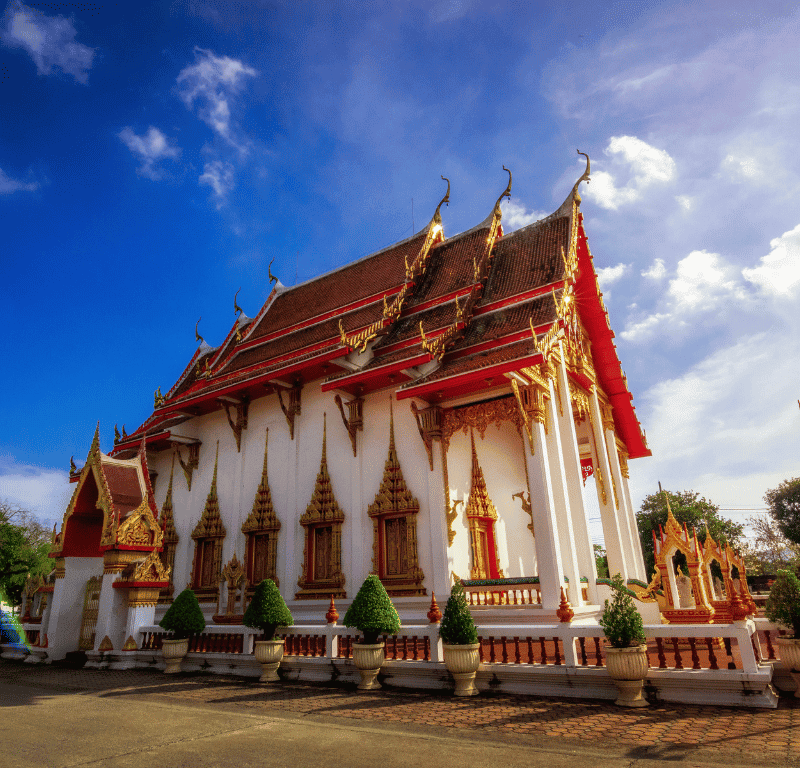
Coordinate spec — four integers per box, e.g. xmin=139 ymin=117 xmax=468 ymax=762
xmin=78 ymin=576 xmax=102 ymax=651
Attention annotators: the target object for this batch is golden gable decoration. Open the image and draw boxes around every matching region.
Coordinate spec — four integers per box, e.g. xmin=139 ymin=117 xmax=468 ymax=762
xmin=131 ymin=549 xmax=171 ymax=583
xmin=242 ymin=427 xmax=281 ymax=587
xmin=117 ymin=497 xmax=163 ymax=549
xmin=367 ymin=402 xmax=425 ymax=596
xmin=296 ymin=415 xmax=346 ymax=599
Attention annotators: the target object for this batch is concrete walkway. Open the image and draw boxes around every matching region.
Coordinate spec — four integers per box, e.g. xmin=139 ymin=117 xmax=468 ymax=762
xmin=2 ymin=660 xmax=799 ymax=767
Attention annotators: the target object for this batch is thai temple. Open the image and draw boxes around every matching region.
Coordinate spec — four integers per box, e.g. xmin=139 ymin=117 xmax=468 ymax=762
xmin=12 ymin=155 xmax=780 ymax=708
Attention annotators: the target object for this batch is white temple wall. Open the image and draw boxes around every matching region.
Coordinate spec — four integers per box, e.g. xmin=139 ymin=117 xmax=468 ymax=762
xmin=441 ymin=430 xmax=473 ymax=579
xmin=48 ymin=556 xmax=102 ymax=660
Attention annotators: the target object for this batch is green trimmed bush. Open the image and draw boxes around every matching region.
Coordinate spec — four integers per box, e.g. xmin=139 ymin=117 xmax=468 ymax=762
xmin=159 ymin=588 xmax=206 ymax=640
xmin=243 ymin=579 xmax=293 ymax=640
xmin=599 ymin=573 xmax=646 ymax=648
xmin=439 ymin=580 xmax=478 ymax=645
xmin=765 ymin=569 xmax=800 ymax=637
xmin=343 ymin=575 xmax=400 ymax=644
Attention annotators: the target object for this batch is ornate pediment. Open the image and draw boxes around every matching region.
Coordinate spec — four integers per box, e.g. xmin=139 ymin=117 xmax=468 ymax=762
xmin=131 ymin=549 xmax=171 ymax=583
xmin=117 ymin=498 xmax=164 ymax=549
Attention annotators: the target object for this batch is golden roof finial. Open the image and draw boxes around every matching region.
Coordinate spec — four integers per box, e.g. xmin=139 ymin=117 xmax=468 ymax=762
xmin=493 ymin=165 xmax=512 ymax=217
xmin=234 ymin=287 xmax=243 ymax=316
xmin=433 ymin=175 xmax=450 ymax=225
xmin=195 ymin=317 xmax=204 ymax=345
xmin=576 ymin=149 xmax=591 ymax=185
xmin=69 ymin=455 xmax=77 ymax=475
xmin=268 ymin=258 xmax=278 ymax=285
xmin=90 ymin=422 xmax=101 ymax=456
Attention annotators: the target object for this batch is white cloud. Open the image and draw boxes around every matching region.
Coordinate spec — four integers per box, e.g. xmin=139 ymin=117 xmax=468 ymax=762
xmin=596 ymin=262 xmax=630 ymax=291
xmin=176 ymin=47 xmax=257 ymax=146
xmin=622 ymin=249 xmax=746 ymax=342
xmin=1 ymin=0 xmax=94 ymax=83
xmin=199 ymin=160 xmax=235 ymax=205
xmin=722 ymin=153 xmax=761 ymax=180
xmin=585 ymin=135 xmax=676 ymax=210
xmin=0 ymin=457 xmax=70 ymax=528
xmin=118 ymin=126 xmax=181 ymax=181
xmin=632 ymin=329 xmax=800 ymax=512
xmin=641 ymin=258 xmax=666 ymax=280
xmin=428 ymin=0 xmax=470 ymax=24
xmin=502 ymin=199 xmax=547 ymax=232
xmin=675 ymin=195 xmax=693 ymax=211
xmin=742 ymin=222 xmax=800 ymax=297
xmin=0 ymin=166 xmax=37 ymax=194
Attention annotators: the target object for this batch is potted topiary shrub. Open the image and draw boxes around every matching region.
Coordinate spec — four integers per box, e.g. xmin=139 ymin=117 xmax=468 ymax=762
xmin=243 ymin=579 xmax=294 ymax=682
xmin=439 ymin=580 xmax=480 ymax=696
xmin=343 ymin=575 xmax=400 ymax=690
xmin=599 ymin=573 xmax=649 ymax=708
xmin=765 ymin=569 xmax=800 ymax=697
xmin=158 ymin=588 xmax=205 ymax=674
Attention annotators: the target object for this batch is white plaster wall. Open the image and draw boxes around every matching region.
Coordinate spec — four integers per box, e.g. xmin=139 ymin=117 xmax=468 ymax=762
xmin=48 ymin=556 xmax=103 ymax=660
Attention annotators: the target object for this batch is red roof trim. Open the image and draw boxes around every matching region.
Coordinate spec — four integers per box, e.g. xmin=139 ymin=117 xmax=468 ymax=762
xmin=320 ymin=353 xmax=431 ymax=392
xmin=396 ymin=351 xmax=544 ymax=400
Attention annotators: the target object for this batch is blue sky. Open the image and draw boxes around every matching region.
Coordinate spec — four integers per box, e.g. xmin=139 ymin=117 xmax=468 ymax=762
xmin=1 ymin=0 xmax=799 ymax=539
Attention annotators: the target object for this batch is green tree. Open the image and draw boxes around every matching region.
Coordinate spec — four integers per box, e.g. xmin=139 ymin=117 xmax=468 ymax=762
xmin=765 ymin=477 xmax=800 ymax=546
xmin=636 ymin=490 xmax=744 ymax=578
xmin=343 ymin=575 xmax=401 ymax=644
xmin=0 ymin=501 xmax=53 ymax=606
xmin=593 ymin=544 xmax=609 ymax=578
xmin=741 ymin=513 xmax=800 ymax=576
xmin=439 ymin=580 xmax=478 ymax=645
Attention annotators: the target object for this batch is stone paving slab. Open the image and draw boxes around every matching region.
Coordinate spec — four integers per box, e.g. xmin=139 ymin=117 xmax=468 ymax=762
xmin=3 ymin=659 xmax=799 ymax=766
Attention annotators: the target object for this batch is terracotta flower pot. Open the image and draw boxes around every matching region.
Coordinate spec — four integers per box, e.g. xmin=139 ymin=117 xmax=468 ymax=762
xmin=443 ymin=643 xmax=481 ymax=696
xmin=161 ymin=637 xmax=189 ymax=674
xmin=351 ymin=642 xmax=385 ymax=690
xmin=777 ymin=636 xmax=800 ymax=698
xmin=254 ymin=639 xmax=285 ymax=683
xmin=604 ymin=644 xmax=649 ymax=708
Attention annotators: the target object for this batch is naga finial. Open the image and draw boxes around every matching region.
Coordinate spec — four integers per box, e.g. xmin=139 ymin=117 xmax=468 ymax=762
xmin=234 ymin=287 xmax=243 ymax=316
xmin=195 ymin=317 xmax=204 ymax=345
xmin=433 ymin=175 xmax=450 ymax=225
xmin=114 ymin=424 xmax=121 ymax=444
xmin=576 ymin=149 xmax=591 ymax=185
xmin=69 ymin=456 xmax=77 ymax=475
xmin=493 ymin=165 xmax=512 ymax=216
xmin=268 ymin=259 xmax=278 ymax=285
xmin=122 ymin=425 xmax=128 ymax=439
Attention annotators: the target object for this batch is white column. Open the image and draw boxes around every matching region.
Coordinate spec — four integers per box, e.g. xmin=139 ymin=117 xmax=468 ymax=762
xmin=280 ymin=420 xmax=298 ymax=602
xmin=426 ymin=439 xmax=453 ymax=601
xmin=554 ymin=348 xmax=598 ymax=603
xmin=542 ymin=380 xmax=583 ymax=607
xmin=523 ymin=416 xmax=565 ymax=612
xmin=589 ymin=389 xmax=629 ymax=580
xmin=603 ymin=427 xmax=644 ymax=581
xmin=620 ymin=471 xmax=647 ymax=580
xmin=350 ymin=416 xmax=366 ymax=592
xmin=125 ymin=602 xmax=157 ymax=647
xmin=92 ymin=570 xmax=128 ymax=652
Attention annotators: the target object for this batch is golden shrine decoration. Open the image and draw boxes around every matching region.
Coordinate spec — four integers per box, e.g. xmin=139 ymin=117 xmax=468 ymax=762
xmin=651 ymin=493 xmax=715 ymax=624
xmin=699 ymin=527 xmax=756 ymax=622
xmin=189 ymin=442 xmax=226 ymax=602
xmin=242 ymin=427 xmax=281 ymax=587
xmin=464 ymin=432 xmax=504 ymax=580
xmin=214 ymin=552 xmax=247 ymax=621
xmin=367 ymin=403 xmax=425 ymax=596
xmin=339 ymin=177 xmax=449 ymax=353
xmin=296 ymin=415 xmax=346 ymax=599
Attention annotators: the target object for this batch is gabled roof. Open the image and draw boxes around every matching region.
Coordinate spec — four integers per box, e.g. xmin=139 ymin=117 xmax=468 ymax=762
xmin=112 ymin=158 xmax=649 ymax=461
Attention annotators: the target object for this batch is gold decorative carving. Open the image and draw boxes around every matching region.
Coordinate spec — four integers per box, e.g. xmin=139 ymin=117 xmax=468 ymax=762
xmin=117 ymin=498 xmax=163 ymax=549
xmin=334 ymin=394 xmax=364 ymax=457
xmin=122 ymin=635 xmax=138 ymax=651
xmin=367 ymin=402 xmax=425 ymax=596
xmin=612 ymin=474 xmax=620 ymax=511
xmin=174 ymin=441 xmax=200 ymax=491
xmin=512 ymin=490 xmax=534 ymax=535
xmin=277 ymin=381 xmax=302 ymax=440
xmin=78 ymin=575 xmax=102 ymax=651
xmin=440 ymin=396 xmax=522 ymax=452
xmin=410 ymin=401 xmax=441 ymax=471
xmin=127 ymin=587 xmax=161 ymax=607
xmin=159 ymin=458 xmax=178 ymax=600
xmin=215 ymin=552 xmax=247 ymax=619
xmin=103 ymin=549 xmax=145 ymax=574
xmin=69 ymin=455 xmax=78 ymax=475
xmin=190 ymin=443 xmax=226 ymax=601
xmin=98 ymin=635 xmax=113 ymax=652
xmin=464 ymin=432 xmax=504 ymax=580
xmin=131 ymin=549 xmax=171 ymax=583
xmin=154 ymin=387 xmax=165 ymax=408
xmin=53 ymin=558 xmax=65 ymax=579
xmin=242 ymin=428 xmax=281 ymax=587
xmin=296 ymin=415 xmax=346 ymax=599
xmin=220 ymin=397 xmax=249 ymax=452
xmin=441 ymin=440 xmax=462 ymax=547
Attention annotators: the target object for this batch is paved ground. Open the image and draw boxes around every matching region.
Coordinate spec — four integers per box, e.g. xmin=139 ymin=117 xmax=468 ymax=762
xmin=2 ymin=659 xmax=800 ymax=767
